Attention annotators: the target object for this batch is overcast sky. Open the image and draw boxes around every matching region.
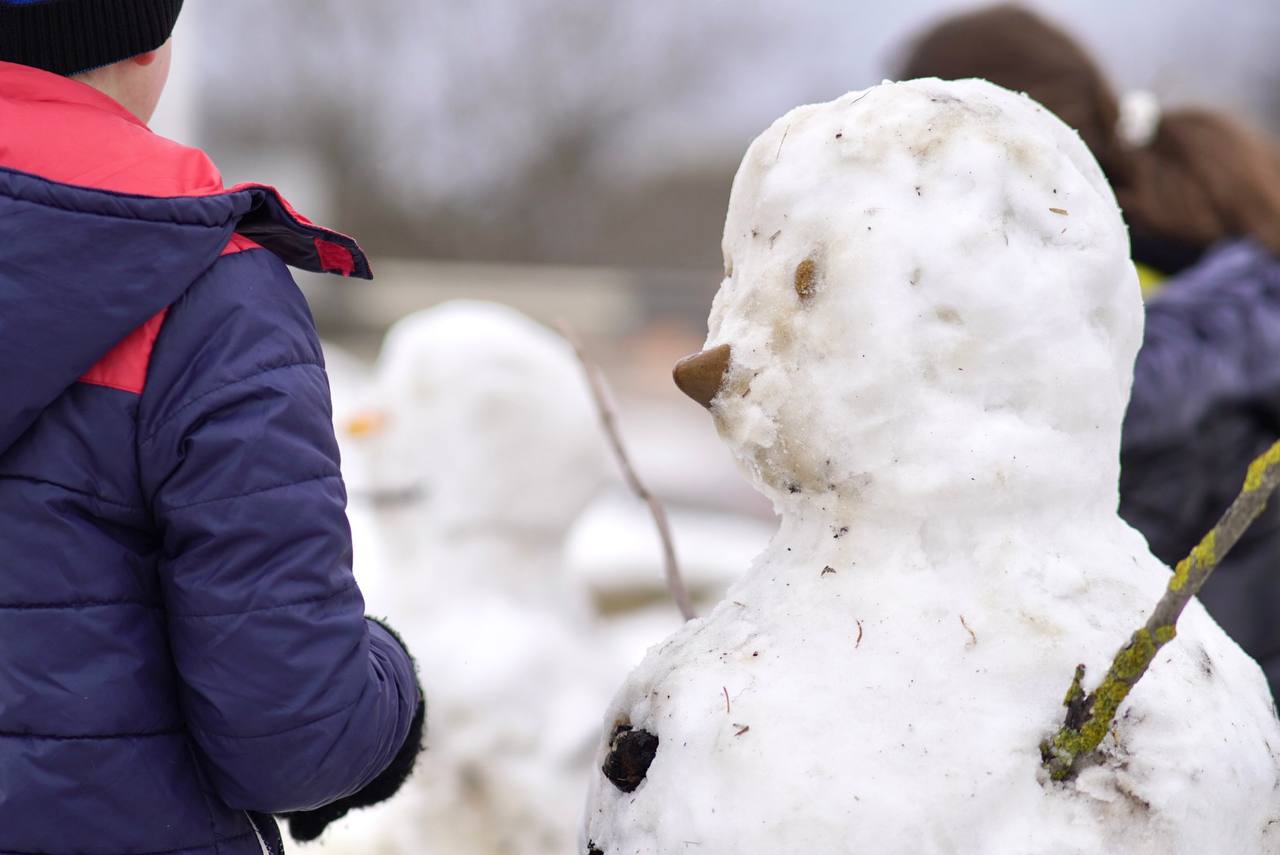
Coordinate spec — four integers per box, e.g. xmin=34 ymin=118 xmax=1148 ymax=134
xmin=160 ymin=1 xmax=1280 ymax=208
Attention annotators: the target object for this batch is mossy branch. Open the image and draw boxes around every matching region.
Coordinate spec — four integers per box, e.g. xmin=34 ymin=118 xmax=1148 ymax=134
xmin=1041 ymin=439 xmax=1280 ymax=781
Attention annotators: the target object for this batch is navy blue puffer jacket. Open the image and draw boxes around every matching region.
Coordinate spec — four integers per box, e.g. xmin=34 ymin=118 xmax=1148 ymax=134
xmin=0 ymin=63 xmax=420 ymax=854
xmin=1121 ymin=238 xmax=1280 ymax=702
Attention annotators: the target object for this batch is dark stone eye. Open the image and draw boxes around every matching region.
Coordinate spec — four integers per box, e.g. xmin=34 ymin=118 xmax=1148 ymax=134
xmin=587 ymin=844 xmax=604 ymax=855
xmin=602 ymin=724 xmax=660 ymax=793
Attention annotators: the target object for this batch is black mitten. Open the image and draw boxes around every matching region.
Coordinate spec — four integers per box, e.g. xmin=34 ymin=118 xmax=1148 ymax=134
xmin=285 ymin=689 xmax=426 ymax=842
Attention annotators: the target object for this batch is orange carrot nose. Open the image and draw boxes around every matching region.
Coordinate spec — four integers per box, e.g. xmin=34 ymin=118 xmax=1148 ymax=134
xmin=345 ymin=409 xmax=388 ymax=438
xmin=673 ymin=344 xmax=732 ymax=409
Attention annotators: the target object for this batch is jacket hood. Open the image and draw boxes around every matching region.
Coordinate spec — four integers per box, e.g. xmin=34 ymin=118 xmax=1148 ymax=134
xmin=0 ymin=169 xmax=369 ymax=453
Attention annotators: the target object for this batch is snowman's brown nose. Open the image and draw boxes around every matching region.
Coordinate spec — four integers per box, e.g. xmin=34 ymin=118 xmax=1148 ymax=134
xmin=673 ymin=344 xmax=732 ymax=409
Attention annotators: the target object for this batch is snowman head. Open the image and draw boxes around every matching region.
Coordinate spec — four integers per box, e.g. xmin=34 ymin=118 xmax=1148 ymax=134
xmin=676 ymin=79 xmax=1141 ymax=517
xmin=361 ymin=300 xmax=611 ymax=536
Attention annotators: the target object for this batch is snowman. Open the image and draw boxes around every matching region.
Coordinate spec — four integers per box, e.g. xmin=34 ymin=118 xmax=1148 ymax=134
xmin=581 ymin=79 xmax=1280 ymax=855
xmin=346 ymin=299 xmax=612 ymax=615
xmin=311 ymin=301 xmax=617 ymax=855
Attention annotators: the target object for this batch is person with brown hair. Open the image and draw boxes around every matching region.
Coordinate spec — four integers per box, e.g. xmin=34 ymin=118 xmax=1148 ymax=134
xmin=899 ymin=4 xmax=1280 ymax=701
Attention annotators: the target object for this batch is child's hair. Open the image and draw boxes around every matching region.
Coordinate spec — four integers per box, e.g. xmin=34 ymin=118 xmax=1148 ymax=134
xmin=897 ymin=4 xmax=1280 ymax=254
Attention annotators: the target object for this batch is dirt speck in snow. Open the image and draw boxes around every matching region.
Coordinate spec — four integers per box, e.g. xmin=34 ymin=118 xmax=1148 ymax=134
xmin=1197 ymin=645 xmax=1215 ymax=678
xmin=934 ymin=305 xmax=963 ymax=326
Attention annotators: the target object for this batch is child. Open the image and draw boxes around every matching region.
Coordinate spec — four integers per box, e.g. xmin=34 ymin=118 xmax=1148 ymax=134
xmin=0 ymin=2 xmax=424 ymax=853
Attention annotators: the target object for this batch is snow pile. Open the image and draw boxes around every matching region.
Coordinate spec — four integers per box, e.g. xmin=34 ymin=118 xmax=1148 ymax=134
xmin=566 ymin=495 xmax=771 ymax=608
xmin=312 ymin=301 xmax=616 ymax=855
xmin=582 ymin=78 xmax=1280 ymax=855
xmin=566 ymin=496 xmax=773 ymax=667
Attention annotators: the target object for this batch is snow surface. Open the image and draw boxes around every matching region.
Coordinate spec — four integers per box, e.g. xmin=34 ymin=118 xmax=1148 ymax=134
xmin=564 ymin=494 xmax=773 ymax=671
xmin=311 ymin=302 xmax=617 ymax=855
xmin=565 ymin=493 xmax=771 ymax=604
xmin=583 ymin=78 xmax=1280 ymax=855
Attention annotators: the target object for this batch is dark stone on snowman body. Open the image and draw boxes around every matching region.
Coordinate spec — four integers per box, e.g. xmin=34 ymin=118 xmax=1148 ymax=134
xmin=602 ymin=724 xmax=660 ymax=793
xmin=587 ymin=844 xmax=604 ymax=855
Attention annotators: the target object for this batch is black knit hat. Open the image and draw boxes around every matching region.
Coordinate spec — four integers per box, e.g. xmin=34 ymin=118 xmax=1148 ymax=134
xmin=0 ymin=0 xmax=184 ymax=76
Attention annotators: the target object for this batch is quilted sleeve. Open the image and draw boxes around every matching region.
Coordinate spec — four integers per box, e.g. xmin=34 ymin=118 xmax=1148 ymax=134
xmin=1124 ymin=241 xmax=1280 ymax=453
xmin=137 ymin=248 xmax=421 ymax=813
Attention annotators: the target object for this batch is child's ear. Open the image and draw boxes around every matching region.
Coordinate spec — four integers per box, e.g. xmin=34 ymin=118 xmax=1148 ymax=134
xmin=131 ymin=51 xmax=160 ymax=68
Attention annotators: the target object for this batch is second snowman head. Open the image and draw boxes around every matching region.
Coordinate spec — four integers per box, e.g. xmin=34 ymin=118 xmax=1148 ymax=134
xmin=360 ymin=300 xmax=611 ymax=536
xmin=676 ymin=78 xmax=1141 ymax=518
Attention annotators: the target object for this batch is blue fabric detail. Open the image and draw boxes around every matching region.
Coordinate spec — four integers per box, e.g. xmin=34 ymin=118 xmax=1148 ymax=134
xmin=0 ymin=168 xmax=415 ymax=854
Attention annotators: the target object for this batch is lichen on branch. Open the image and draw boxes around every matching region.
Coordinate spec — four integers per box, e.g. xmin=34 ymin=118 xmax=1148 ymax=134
xmin=1041 ymin=438 xmax=1280 ymax=781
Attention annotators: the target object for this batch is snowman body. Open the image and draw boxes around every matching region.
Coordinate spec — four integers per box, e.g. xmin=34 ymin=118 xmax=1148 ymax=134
xmin=583 ymin=79 xmax=1280 ymax=855
xmin=315 ymin=301 xmax=615 ymax=855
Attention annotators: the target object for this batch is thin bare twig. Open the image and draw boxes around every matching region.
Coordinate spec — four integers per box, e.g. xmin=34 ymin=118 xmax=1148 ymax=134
xmin=1042 ymin=439 xmax=1280 ymax=781
xmin=559 ymin=323 xmax=696 ymax=621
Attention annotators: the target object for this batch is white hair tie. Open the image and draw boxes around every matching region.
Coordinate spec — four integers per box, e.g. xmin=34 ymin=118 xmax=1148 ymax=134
xmin=1117 ymin=90 xmax=1161 ymax=148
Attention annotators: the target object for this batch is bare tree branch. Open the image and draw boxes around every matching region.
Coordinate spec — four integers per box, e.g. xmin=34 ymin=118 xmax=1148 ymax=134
xmin=1041 ymin=439 xmax=1280 ymax=781
xmin=559 ymin=323 xmax=697 ymax=622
